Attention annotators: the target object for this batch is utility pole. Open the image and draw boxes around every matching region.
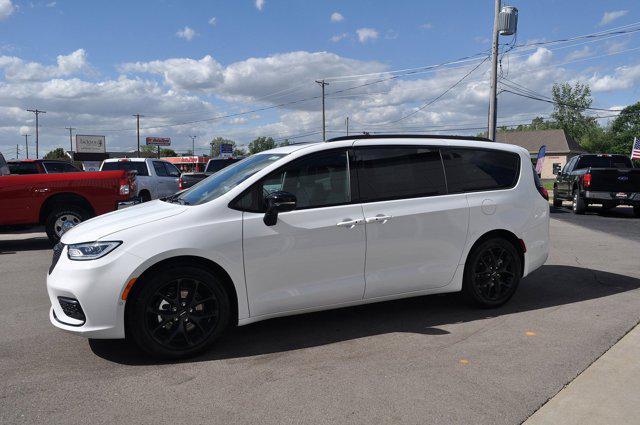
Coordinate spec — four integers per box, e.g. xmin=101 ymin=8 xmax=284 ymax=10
xmin=315 ymin=80 xmax=329 ymax=141
xmin=346 ymin=117 xmax=349 ymax=136
xmin=189 ymin=135 xmax=196 ymax=156
xmin=65 ymin=127 xmax=76 ymax=152
xmin=16 ymin=144 xmax=19 ymax=159
xmin=24 ymin=134 xmax=30 ymax=159
xmin=26 ymin=109 xmax=46 ymax=158
xmin=487 ymin=0 xmax=501 ymax=141
xmin=133 ymin=114 xmax=143 ymax=157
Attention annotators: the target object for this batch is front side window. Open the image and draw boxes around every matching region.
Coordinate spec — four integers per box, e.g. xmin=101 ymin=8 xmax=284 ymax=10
xmin=355 ymin=146 xmax=446 ymax=202
xmin=177 ymin=153 xmax=286 ymax=205
xmin=233 ymin=149 xmax=351 ymax=212
xmin=442 ymin=148 xmax=520 ymax=193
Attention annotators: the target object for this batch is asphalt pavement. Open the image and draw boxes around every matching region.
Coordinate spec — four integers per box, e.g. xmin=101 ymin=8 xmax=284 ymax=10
xmin=1 ymin=208 xmax=639 ymax=424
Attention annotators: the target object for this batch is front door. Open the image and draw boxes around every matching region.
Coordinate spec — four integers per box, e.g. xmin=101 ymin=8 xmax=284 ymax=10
xmin=239 ymin=148 xmax=367 ymax=317
xmin=353 ymin=145 xmax=469 ymax=299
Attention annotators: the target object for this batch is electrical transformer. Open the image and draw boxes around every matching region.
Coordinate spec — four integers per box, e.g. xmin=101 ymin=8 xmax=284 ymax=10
xmin=499 ymin=6 xmax=518 ymax=36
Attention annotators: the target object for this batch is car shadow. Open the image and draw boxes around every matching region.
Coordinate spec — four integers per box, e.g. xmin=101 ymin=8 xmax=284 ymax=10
xmin=90 ymin=264 xmax=640 ymax=365
xmin=550 ymin=204 xmax=636 ymax=219
xmin=0 ymin=237 xmax=51 ymax=254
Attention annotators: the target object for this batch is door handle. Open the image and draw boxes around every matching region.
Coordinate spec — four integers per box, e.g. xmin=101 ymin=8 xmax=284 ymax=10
xmin=365 ymin=214 xmax=393 ymax=224
xmin=336 ymin=219 xmax=363 ymax=228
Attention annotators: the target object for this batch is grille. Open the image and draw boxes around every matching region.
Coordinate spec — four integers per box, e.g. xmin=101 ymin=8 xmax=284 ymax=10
xmin=58 ymin=297 xmax=86 ymax=322
xmin=49 ymin=242 xmax=64 ymax=274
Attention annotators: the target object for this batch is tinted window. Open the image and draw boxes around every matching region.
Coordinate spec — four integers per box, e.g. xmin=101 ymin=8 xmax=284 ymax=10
xmin=8 ymin=162 xmax=38 ymax=174
xmin=63 ymin=163 xmax=80 ymax=172
xmin=355 ymin=147 xmax=446 ymax=202
xmin=575 ymin=155 xmax=633 ymax=170
xmin=152 ymin=161 xmax=169 ymax=177
xmin=442 ymin=148 xmax=520 ymax=193
xmin=234 ymin=150 xmax=350 ymax=212
xmin=43 ymin=161 xmax=77 ymax=173
xmin=101 ymin=161 xmax=149 ymax=176
xmin=206 ymin=158 xmax=242 ymax=173
xmin=164 ymin=162 xmax=181 ymax=177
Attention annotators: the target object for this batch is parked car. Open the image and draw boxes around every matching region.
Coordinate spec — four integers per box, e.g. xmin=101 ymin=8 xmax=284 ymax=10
xmin=0 ymin=165 xmax=137 ymax=243
xmin=552 ymin=153 xmax=640 ymax=216
xmin=8 ymin=159 xmax=81 ymax=174
xmin=101 ymin=158 xmax=181 ymax=201
xmin=47 ymin=134 xmax=549 ymax=359
xmin=178 ymin=157 xmax=243 ymax=190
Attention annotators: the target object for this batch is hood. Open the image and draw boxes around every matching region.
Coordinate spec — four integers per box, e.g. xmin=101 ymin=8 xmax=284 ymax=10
xmin=61 ymin=200 xmax=187 ymax=244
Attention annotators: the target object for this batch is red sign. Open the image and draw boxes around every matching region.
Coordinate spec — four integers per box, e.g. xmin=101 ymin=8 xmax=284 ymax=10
xmin=145 ymin=137 xmax=171 ymax=146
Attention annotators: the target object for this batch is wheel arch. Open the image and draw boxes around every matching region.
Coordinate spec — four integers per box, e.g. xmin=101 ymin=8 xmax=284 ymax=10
xmin=124 ymin=255 xmax=239 ymax=332
xmin=465 ymin=229 xmax=525 ymax=277
xmin=39 ymin=192 xmax=95 ymax=224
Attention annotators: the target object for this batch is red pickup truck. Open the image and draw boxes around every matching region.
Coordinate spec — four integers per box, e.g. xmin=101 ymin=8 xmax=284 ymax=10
xmin=0 ymin=153 xmax=137 ymax=243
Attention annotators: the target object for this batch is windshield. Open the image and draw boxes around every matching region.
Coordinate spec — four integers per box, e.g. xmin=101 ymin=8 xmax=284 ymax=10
xmin=175 ymin=153 xmax=286 ymax=205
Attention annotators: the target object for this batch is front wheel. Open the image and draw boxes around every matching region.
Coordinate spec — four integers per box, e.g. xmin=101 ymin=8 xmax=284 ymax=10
xmin=127 ymin=265 xmax=231 ymax=359
xmin=461 ymin=238 xmax=522 ymax=308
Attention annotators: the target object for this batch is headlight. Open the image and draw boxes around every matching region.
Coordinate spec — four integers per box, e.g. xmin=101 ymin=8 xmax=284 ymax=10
xmin=67 ymin=241 xmax=122 ymax=261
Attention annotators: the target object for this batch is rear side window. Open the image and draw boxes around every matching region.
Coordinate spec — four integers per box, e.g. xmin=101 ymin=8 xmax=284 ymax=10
xmin=43 ymin=161 xmax=77 ymax=173
xmin=153 ymin=161 xmax=169 ymax=177
xmin=8 ymin=162 xmax=38 ymax=174
xmin=355 ymin=147 xmax=446 ymax=202
xmin=442 ymin=148 xmax=520 ymax=193
xmin=101 ymin=161 xmax=149 ymax=176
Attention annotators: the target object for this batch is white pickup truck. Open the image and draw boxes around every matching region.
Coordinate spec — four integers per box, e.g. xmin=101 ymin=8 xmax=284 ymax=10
xmin=100 ymin=158 xmax=181 ymax=201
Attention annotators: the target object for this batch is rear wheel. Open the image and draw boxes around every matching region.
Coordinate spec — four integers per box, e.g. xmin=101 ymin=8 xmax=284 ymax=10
xmin=462 ymin=238 xmax=522 ymax=308
xmin=139 ymin=190 xmax=151 ymax=203
xmin=572 ymin=191 xmax=586 ymax=215
xmin=127 ymin=265 xmax=231 ymax=359
xmin=44 ymin=206 xmax=87 ymax=244
xmin=552 ymin=188 xmax=562 ymax=207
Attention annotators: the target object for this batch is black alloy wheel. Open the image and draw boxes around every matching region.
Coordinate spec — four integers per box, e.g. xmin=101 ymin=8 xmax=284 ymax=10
xmin=462 ymin=238 xmax=521 ymax=308
xmin=128 ymin=265 xmax=230 ymax=359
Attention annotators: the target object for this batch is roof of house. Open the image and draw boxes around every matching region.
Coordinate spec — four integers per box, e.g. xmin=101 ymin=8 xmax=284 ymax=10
xmin=495 ymin=129 xmax=586 ymax=154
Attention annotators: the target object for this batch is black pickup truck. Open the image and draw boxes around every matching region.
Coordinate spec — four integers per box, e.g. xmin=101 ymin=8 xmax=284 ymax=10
xmin=552 ymin=154 xmax=640 ymax=216
xmin=178 ymin=157 xmax=243 ymax=190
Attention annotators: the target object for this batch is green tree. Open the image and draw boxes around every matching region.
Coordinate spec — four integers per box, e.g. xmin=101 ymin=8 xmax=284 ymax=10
xmin=551 ymin=82 xmax=597 ymax=141
xmin=44 ymin=148 xmax=69 ymax=160
xmin=248 ymin=136 xmax=276 ymax=154
xmin=233 ymin=147 xmax=247 ymax=156
xmin=609 ymin=101 xmax=640 ymax=155
xmin=209 ymin=136 xmax=237 ymax=157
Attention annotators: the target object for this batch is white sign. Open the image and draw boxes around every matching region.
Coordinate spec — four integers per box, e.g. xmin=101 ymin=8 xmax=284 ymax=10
xmin=76 ymin=135 xmax=106 ymax=153
xmin=146 ymin=137 xmax=171 ymax=146
xmin=82 ymin=161 xmax=102 ymax=172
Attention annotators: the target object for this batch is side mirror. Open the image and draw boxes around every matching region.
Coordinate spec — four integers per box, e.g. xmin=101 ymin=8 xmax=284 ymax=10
xmin=263 ymin=191 xmax=296 ymax=226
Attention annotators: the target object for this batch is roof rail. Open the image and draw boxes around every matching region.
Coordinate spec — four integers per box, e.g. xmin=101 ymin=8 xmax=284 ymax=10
xmin=326 ymin=134 xmax=492 ymax=143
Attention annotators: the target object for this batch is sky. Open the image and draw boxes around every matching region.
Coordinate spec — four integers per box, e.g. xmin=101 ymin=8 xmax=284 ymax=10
xmin=0 ymin=0 xmax=639 ymax=157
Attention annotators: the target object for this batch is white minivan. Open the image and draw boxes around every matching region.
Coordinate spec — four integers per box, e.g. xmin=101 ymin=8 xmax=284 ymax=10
xmin=47 ymin=135 xmax=549 ymax=358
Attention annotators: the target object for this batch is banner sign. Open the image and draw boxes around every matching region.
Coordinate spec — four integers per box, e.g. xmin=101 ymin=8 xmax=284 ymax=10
xmin=220 ymin=143 xmax=234 ymax=158
xmin=76 ymin=135 xmax=106 ymax=153
xmin=146 ymin=137 xmax=171 ymax=146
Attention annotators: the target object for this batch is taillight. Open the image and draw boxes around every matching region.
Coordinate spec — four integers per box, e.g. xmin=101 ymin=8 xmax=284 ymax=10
xmin=178 ymin=177 xmax=183 ymax=190
xmin=119 ymin=183 xmax=130 ymax=196
xmin=538 ymin=186 xmax=549 ymax=201
xmin=583 ymin=173 xmax=591 ymax=188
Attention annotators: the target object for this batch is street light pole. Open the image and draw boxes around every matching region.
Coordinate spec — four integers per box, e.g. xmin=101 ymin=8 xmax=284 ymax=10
xmin=133 ymin=114 xmax=143 ymax=157
xmin=487 ymin=0 xmax=501 ymax=141
xmin=189 ymin=135 xmax=196 ymax=155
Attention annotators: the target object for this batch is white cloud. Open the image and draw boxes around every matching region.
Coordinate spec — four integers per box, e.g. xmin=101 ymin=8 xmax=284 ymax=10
xmin=356 ymin=28 xmax=378 ymax=43
xmin=0 ymin=49 xmax=91 ymax=81
xmin=0 ymin=0 xmax=14 ymax=20
xmin=525 ymin=47 xmax=553 ymax=67
xmin=176 ymin=26 xmax=196 ymax=41
xmin=588 ymin=64 xmax=640 ymax=92
xmin=420 ymin=23 xmax=433 ymax=30
xmin=208 ymin=17 xmax=217 ymax=26
xmin=46 ymin=1 xmax=56 ymax=7
xmin=330 ymin=12 xmax=344 ymax=23
xmin=599 ymin=10 xmax=628 ymax=26
xmin=566 ymin=46 xmax=592 ymax=61
xmin=330 ymin=33 xmax=348 ymax=43
xmin=255 ymin=0 xmax=265 ymax=11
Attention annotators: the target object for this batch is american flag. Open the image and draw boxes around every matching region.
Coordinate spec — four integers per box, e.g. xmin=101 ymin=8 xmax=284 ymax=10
xmin=632 ymin=137 xmax=640 ymax=160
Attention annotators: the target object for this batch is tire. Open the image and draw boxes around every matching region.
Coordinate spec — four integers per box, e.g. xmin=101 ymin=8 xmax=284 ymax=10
xmin=461 ymin=238 xmax=522 ymax=308
xmin=139 ymin=190 xmax=151 ymax=203
xmin=552 ymin=188 xmax=562 ymax=207
xmin=572 ymin=191 xmax=586 ymax=215
xmin=45 ymin=206 xmax=88 ymax=244
xmin=127 ymin=265 xmax=231 ymax=359
xmin=634 ymin=206 xmax=640 ymax=218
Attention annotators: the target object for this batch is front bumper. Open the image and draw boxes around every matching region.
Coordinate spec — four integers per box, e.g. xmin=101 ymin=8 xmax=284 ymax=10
xmin=584 ymin=191 xmax=640 ymax=206
xmin=46 ymin=244 xmax=141 ymax=339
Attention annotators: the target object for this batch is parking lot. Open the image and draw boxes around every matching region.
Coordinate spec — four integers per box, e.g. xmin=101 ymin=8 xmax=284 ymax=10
xmin=1 ymin=205 xmax=639 ymax=425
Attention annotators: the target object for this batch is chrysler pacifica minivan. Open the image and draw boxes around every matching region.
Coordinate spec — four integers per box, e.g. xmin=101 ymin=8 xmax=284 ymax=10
xmin=47 ymin=135 xmax=549 ymax=358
